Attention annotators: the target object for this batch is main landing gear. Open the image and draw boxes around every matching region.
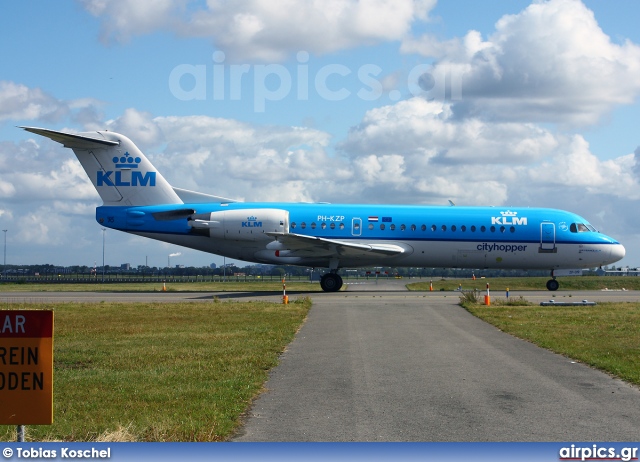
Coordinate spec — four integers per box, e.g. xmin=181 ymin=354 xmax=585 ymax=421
xmin=320 ymin=272 xmax=343 ymax=292
xmin=546 ymin=279 xmax=559 ymax=291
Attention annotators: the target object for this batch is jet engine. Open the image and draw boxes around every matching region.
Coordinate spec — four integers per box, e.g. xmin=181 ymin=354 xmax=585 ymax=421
xmin=189 ymin=208 xmax=288 ymax=241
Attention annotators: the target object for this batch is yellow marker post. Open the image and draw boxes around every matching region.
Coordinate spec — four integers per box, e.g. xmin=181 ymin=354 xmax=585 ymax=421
xmin=0 ymin=310 xmax=54 ymax=427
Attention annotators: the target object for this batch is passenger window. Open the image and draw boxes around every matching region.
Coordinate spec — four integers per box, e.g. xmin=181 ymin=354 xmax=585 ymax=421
xmin=500 ymin=226 xmax=505 ymax=233
xmin=411 ymin=224 xmax=416 ymax=231
xmin=490 ymin=226 xmax=496 ymax=232
xmin=390 ymin=224 xmax=396 ymax=231
xmin=471 ymin=225 xmax=476 ymax=232
xmin=421 ymin=224 xmax=426 ymax=231
xmin=510 ymin=226 xmax=515 ymax=233
xmin=321 ymin=223 xmax=326 ymax=229
xmin=441 ymin=225 xmax=447 ymax=231
xmin=339 ymin=223 xmax=345 ymax=230
xmin=400 ymin=224 xmax=406 ymax=231
xmin=311 ymin=222 xmax=317 ymax=229
xmin=301 ymin=222 xmax=306 ymax=229
xmin=380 ymin=224 xmax=385 ymax=230
xmin=451 ymin=225 xmax=456 ymax=232
xmin=480 ymin=226 xmax=486 ymax=232
xmin=461 ymin=225 xmax=466 ymax=232
xmin=330 ymin=223 xmax=336 ymax=230
xmin=431 ymin=225 xmax=436 ymax=231
xmin=291 ymin=222 xmax=296 ymax=229
xmin=368 ymin=223 xmax=373 ymax=230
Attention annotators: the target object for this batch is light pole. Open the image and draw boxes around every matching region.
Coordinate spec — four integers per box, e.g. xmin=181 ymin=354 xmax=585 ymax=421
xmin=101 ymin=228 xmax=106 ymax=283
xmin=2 ymin=230 xmax=6 ymax=278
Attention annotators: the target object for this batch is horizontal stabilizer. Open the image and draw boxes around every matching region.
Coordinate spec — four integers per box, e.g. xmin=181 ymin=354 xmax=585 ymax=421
xmin=21 ymin=126 xmax=119 ymax=149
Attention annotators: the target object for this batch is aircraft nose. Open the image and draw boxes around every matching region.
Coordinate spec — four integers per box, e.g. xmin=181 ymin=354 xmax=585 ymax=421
xmin=610 ymin=243 xmax=626 ymax=263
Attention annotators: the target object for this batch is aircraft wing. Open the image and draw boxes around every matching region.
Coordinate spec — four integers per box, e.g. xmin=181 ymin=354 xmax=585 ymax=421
xmin=266 ymin=232 xmax=406 ymax=258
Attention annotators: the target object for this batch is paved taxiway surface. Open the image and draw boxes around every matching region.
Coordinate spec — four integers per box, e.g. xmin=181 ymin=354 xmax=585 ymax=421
xmin=3 ymin=282 xmax=640 ymax=441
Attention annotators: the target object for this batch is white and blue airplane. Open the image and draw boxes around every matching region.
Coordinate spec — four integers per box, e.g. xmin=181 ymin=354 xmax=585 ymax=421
xmin=22 ymin=126 xmax=625 ymax=292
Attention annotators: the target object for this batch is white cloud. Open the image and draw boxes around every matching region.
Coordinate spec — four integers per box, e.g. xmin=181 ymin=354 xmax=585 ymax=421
xmin=79 ymin=0 xmax=189 ymax=43
xmin=0 ymin=81 xmax=103 ymax=125
xmin=0 ymin=139 xmax=97 ymax=204
xmin=149 ymin=113 xmax=337 ymax=200
xmin=340 ymin=97 xmax=640 ymax=205
xmin=404 ymin=0 xmax=640 ymax=126
xmin=0 ymin=81 xmax=68 ymax=122
xmin=80 ymin=0 xmax=437 ymax=61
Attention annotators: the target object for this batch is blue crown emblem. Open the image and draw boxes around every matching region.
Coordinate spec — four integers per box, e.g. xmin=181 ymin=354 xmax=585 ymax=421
xmin=112 ymin=152 xmax=142 ymax=168
xmin=247 ymin=216 xmax=257 ymax=221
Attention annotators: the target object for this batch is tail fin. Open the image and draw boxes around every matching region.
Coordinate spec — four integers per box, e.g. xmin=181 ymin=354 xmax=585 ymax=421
xmin=21 ymin=127 xmax=182 ymax=206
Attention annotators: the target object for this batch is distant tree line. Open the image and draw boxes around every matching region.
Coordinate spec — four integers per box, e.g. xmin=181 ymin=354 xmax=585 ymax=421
xmin=1 ymin=263 xmax=614 ymax=280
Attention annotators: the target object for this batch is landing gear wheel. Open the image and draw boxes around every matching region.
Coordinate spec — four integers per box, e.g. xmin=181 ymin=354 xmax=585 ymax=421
xmin=320 ymin=273 xmax=343 ymax=292
xmin=546 ymin=279 xmax=559 ymax=291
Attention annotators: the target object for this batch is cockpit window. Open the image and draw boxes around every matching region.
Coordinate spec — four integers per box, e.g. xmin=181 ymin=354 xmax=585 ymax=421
xmin=570 ymin=223 xmax=591 ymax=233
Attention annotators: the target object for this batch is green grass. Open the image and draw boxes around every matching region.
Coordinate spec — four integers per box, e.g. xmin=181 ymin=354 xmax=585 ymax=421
xmin=1 ymin=298 xmax=311 ymax=442
xmin=408 ymin=276 xmax=640 ymax=291
xmin=0 ymin=281 xmax=322 ymax=292
xmin=462 ymin=300 xmax=640 ymax=387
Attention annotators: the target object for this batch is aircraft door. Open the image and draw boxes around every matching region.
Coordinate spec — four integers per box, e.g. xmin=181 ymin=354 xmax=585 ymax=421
xmin=352 ymin=217 xmax=362 ymax=236
xmin=539 ymin=222 xmax=557 ymax=253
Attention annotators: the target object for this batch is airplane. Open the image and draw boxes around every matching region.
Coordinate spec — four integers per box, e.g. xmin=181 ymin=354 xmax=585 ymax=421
xmin=21 ymin=126 xmax=626 ymax=292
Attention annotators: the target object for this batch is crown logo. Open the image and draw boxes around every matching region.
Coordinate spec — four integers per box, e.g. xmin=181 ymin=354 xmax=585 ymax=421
xmin=500 ymin=210 xmax=517 ymax=217
xmin=247 ymin=216 xmax=257 ymax=221
xmin=112 ymin=152 xmax=141 ymax=168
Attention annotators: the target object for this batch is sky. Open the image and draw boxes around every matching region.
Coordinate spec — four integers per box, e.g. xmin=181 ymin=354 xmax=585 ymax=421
xmin=1 ymin=0 xmax=640 ymax=270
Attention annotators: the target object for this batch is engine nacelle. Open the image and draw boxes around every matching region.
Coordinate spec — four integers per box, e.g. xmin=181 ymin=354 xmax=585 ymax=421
xmin=190 ymin=208 xmax=289 ymax=241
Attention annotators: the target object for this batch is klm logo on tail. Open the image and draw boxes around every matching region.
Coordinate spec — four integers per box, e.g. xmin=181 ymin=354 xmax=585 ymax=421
xmin=97 ymin=152 xmax=156 ymax=187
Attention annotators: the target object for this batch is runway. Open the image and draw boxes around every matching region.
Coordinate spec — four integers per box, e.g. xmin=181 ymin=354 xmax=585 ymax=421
xmin=2 ymin=283 xmax=640 ymax=441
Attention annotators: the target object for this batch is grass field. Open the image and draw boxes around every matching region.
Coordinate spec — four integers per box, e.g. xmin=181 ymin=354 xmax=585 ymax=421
xmin=0 ymin=281 xmax=322 ymax=293
xmin=462 ymin=297 xmax=640 ymax=387
xmin=407 ymin=276 xmax=640 ymax=291
xmin=1 ymin=298 xmax=311 ymax=442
